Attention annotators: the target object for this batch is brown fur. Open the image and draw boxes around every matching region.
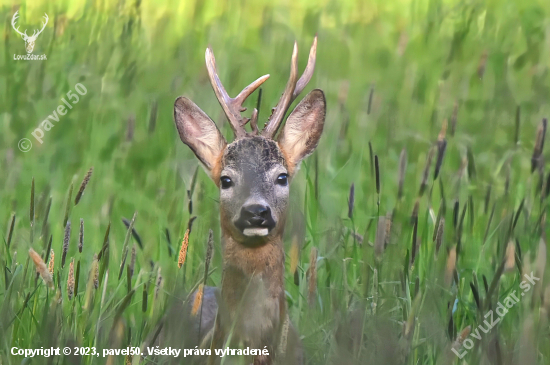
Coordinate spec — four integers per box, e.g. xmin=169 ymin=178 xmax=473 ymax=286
xmin=214 ymin=233 xmax=287 ymax=360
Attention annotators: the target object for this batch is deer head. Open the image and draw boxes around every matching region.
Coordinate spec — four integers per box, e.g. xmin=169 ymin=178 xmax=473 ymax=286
xmin=174 ymin=37 xmax=325 ymax=245
xmin=11 ymin=11 xmax=48 ymax=54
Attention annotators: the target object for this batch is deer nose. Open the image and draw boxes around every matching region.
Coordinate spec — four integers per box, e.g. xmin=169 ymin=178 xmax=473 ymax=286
xmin=241 ymin=204 xmax=270 ymax=225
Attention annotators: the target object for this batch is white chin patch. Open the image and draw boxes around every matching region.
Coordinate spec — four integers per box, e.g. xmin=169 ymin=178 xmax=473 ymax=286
xmin=243 ymin=228 xmax=269 ymax=237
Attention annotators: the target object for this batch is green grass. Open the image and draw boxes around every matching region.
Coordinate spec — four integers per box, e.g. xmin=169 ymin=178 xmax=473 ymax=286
xmin=1 ymin=0 xmax=550 ymax=364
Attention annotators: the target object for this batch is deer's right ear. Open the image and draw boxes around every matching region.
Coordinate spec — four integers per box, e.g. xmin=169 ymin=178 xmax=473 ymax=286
xmin=174 ymin=97 xmax=227 ymax=175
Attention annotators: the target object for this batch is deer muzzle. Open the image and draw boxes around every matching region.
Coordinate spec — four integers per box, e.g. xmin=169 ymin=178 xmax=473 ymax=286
xmin=235 ymin=203 xmax=275 ymax=237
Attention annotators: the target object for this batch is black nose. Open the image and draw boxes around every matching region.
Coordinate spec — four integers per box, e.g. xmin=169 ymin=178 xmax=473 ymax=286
xmin=242 ymin=204 xmax=269 ymax=218
xmin=241 ymin=204 xmax=270 ymax=225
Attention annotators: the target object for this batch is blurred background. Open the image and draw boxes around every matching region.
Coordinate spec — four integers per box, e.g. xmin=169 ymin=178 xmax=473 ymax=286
xmin=1 ymin=0 xmax=550 ymax=364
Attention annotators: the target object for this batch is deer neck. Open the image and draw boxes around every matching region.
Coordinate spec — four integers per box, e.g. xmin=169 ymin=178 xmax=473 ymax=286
xmin=220 ymin=232 xmax=285 ymax=295
xmin=217 ymin=230 xmax=287 ymax=348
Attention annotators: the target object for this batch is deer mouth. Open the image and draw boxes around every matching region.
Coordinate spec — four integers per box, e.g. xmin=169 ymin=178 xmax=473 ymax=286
xmin=235 ymin=216 xmax=275 ymax=237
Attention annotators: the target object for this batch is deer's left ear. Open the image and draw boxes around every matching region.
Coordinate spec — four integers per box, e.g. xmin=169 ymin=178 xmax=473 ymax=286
xmin=277 ymin=89 xmax=326 ymax=174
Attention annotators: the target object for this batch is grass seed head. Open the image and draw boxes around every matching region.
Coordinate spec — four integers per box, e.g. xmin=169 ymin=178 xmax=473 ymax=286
xmin=122 ymin=215 xmax=143 ymax=249
xmin=74 ymin=167 xmax=93 ymax=205
xmin=187 ymin=216 xmax=197 ymax=233
xmin=192 ymin=283 xmax=204 ymax=316
xmin=48 ymin=249 xmax=55 ymax=275
xmin=505 ymin=240 xmax=516 ymax=273
xmin=63 ymin=183 xmax=73 ymax=228
xmin=78 ymin=218 xmax=84 ymax=253
xmin=434 ymin=139 xmax=447 ymax=180
xmin=452 ymin=325 xmax=471 ymax=350
xmin=205 ymin=229 xmax=214 ymax=270
xmin=385 ymin=211 xmax=393 ymax=247
xmin=67 ymin=258 xmax=75 ymax=300
xmin=62 ymin=221 xmax=71 ymax=268
xmin=445 ymin=247 xmax=457 ymax=287
xmin=7 ymin=213 xmax=15 ymax=248
xmin=368 ymin=141 xmax=374 ymax=177
xmin=178 ymin=229 xmax=190 ymax=268
xmin=155 ymin=266 xmax=163 ymax=299
xmin=129 ymin=244 xmax=136 ymax=277
xmin=375 ymin=155 xmax=380 ymax=196
xmin=29 ymin=248 xmax=53 ymax=288
xmin=93 ymin=253 xmax=99 ymax=289
xmin=348 ymin=183 xmax=355 ymax=219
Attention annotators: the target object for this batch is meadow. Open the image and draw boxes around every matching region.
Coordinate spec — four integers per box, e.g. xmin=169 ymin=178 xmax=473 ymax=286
xmin=1 ymin=0 xmax=550 ymax=364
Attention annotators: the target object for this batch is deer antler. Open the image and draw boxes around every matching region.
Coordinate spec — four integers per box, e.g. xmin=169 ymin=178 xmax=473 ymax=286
xmin=261 ymin=36 xmax=317 ymax=139
xmin=11 ymin=11 xmax=29 ymax=39
xmin=205 ymin=47 xmax=270 ymax=139
xmin=30 ymin=13 xmax=48 ymax=39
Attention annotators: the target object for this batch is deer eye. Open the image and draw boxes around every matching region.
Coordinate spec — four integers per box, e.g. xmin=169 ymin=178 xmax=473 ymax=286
xmin=220 ymin=176 xmax=233 ymax=189
xmin=276 ymin=173 xmax=288 ymax=186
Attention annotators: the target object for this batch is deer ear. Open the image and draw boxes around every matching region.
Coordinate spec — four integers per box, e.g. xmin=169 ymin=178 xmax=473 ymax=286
xmin=174 ymin=97 xmax=227 ymax=175
xmin=277 ymin=89 xmax=326 ymax=173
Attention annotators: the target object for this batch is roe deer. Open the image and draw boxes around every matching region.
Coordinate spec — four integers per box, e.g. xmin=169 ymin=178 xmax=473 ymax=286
xmin=173 ymin=37 xmax=325 ymax=365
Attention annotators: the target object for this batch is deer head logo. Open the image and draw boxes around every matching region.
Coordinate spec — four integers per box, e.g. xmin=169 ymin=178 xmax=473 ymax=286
xmin=11 ymin=11 xmax=48 ymax=54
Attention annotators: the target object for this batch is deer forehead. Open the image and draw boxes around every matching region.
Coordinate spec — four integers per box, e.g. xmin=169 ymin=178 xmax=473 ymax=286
xmin=222 ymin=136 xmax=287 ymax=175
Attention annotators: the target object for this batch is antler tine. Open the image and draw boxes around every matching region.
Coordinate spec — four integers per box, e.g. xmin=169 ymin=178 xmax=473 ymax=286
xmin=262 ymin=42 xmax=299 ymax=138
xmin=38 ymin=13 xmax=49 ymax=34
xmin=262 ymin=36 xmax=317 ymax=139
xmin=11 ymin=11 xmax=28 ymax=38
xmin=205 ymin=47 xmax=243 ymax=137
xmin=235 ymin=75 xmax=270 ymax=111
xmin=293 ymin=35 xmax=317 ymax=102
xmin=205 ymin=47 xmax=269 ymax=139
xmin=250 ymin=109 xmax=259 ymax=134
